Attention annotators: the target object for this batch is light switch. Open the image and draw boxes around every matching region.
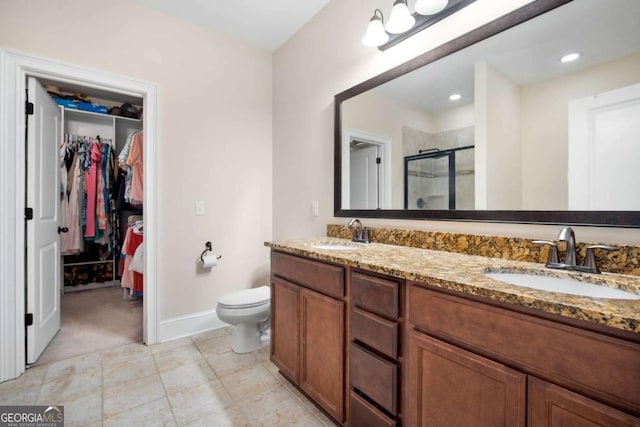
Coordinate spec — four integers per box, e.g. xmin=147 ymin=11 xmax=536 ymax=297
xmin=195 ymin=200 xmax=206 ymax=216
xmin=311 ymin=200 xmax=319 ymax=217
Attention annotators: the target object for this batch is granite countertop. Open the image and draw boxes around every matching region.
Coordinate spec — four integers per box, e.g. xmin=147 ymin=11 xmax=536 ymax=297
xmin=265 ymin=237 xmax=640 ymax=334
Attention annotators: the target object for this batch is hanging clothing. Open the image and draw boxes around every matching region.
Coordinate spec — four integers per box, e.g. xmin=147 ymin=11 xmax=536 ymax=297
xmin=120 ymin=220 xmax=144 ymax=297
xmin=84 ymin=142 xmax=102 ymax=238
xmin=60 ymin=135 xmax=116 ymax=253
xmin=128 ymin=132 xmax=144 ymax=204
xmin=61 ymin=154 xmax=81 ymax=254
xmin=118 ymin=131 xmax=143 ymax=207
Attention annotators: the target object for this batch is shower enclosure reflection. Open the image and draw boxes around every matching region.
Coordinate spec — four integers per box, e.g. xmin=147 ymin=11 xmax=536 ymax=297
xmin=404 ymin=145 xmax=474 ymax=210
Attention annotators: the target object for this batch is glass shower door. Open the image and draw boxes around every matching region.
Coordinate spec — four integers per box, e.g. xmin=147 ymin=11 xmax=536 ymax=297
xmin=406 ymin=154 xmax=450 ymax=210
xmin=404 ymin=145 xmax=474 ymax=210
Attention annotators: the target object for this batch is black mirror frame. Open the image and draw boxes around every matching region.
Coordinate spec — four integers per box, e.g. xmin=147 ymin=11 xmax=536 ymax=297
xmin=334 ymin=0 xmax=640 ymax=228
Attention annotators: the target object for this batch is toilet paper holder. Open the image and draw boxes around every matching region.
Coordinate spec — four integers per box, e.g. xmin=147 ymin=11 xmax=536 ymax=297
xmin=200 ymin=241 xmax=222 ymax=264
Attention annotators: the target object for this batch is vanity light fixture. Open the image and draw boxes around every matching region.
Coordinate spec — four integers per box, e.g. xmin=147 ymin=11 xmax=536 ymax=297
xmin=362 ymin=9 xmax=390 ymax=47
xmin=386 ymin=0 xmax=416 ymax=34
xmin=449 ymin=93 xmax=462 ymax=101
xmin=560 ymin=52 xmax=581 ymax=63
xmin=362 ymin=0 xmax=473 ymax=50
xmin=415 ymin=0 xmax=449 ymax=15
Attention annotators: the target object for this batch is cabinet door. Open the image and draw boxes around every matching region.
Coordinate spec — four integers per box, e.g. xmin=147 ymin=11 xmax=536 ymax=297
xmin=528 ymin=376 xmax=640 ymax=427
xmin=408 ymin=331 xmax=526 ymax=427
xmin=300 ymin=287 xmax=345 ymax=422
xmin=270 ymin=277 xmax=300 ymax=383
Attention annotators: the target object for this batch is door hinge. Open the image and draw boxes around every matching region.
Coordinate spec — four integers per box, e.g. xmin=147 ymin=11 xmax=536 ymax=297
xmin=25 ymin=313 xmax=33 ymax=327
xmin=26 ymin=101 xmax=34 ymax=115
xmin=25 ymin=207 xmax=33 ymax=220
xmin=376 ymin=157 xmax=381 ymax=164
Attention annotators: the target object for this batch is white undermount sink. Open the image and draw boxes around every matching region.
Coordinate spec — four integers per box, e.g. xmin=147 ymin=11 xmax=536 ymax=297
xmin=485 ymin=272 xmax=640 ymax=300
xmin=306 ymin=241 xmax=366 ymax=251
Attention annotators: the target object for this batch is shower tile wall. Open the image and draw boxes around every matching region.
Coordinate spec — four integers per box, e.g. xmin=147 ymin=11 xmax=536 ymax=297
xmin=403 ymin=125 xmax=475 ymax=209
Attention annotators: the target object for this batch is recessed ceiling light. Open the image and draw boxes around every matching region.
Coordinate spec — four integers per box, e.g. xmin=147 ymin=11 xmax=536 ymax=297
xmin=449 ymin=93 xmax=461 ymax=101
xmin=560 ymin=52 xmax=581 ymax=63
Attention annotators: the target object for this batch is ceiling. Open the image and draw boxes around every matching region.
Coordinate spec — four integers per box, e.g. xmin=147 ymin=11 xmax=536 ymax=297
xmin=372 ymin=0 xmax=640 ymax=113
xmin=127 ymin=0 xmax=330 ymax=52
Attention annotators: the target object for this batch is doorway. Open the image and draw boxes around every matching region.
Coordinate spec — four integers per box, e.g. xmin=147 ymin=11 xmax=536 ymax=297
xmin=0 ymin=49 xmax=158 ymax=382
xmin=568 ymin=82 xmax=640 ymax=210
xmin=350 ymin=141 xmax=381 ymax=209
xmin=342 ymin=129 xmax=391 ymax=210
xmin=26 ymin=76 xmax=145 ymax=364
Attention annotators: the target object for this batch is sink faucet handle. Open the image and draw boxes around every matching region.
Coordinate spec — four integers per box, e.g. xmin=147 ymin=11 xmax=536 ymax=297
xmin=582 ymin=245 xmax=617 ymax=274
xmin=533 ymin=240 xmax=559 ymax=266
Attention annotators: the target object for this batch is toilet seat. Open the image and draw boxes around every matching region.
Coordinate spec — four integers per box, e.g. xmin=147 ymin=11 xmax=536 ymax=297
xmin=217 ymin=285 xmax=270 ymax=309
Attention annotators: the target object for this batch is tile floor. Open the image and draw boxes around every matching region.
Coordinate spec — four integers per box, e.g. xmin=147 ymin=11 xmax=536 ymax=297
xmin=0 ymin=327 xmax=333 ymax=426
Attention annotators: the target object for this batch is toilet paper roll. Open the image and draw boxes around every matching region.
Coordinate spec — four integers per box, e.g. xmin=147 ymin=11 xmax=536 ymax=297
xmin=201 ymin=254 xmax=219 ymax=268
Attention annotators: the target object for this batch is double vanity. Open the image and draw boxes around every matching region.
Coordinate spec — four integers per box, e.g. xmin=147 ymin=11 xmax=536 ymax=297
xmin=272 ymin=0 xmax=640 ymax=423
xmin=265 ymin=233 xmax=640 ymax=426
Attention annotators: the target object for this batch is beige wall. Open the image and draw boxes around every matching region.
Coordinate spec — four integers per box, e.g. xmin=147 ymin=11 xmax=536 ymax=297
xmin=521 ymin=53 xmax=640 ymax=210
xmin=475 ymin=61 xmax=522 ymax=209
xmin=273 ymin=0 xmax=639 ymax=245
xmin=0 ymin=0 xmax=273 ymax=321
xmin=433 ymin=103 xmax=474 ymax=133
xmin=342 ymin=90 xmax=432 ymax=208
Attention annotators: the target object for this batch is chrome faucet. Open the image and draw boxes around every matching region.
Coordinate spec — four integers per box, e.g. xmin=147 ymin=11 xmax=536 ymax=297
xmin=347 ymin=218 xmax=370 ymax=243
xmin=534 ymin=226 xmax=617 ymax=274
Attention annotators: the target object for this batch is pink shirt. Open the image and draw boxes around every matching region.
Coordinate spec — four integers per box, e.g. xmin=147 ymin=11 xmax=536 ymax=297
xmin=84 ymin=143 xmax=102 ymax=237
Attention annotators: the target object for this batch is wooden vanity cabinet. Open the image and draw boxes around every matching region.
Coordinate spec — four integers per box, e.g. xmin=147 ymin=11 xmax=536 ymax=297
xmin=406 ymin=282 xmax=640 ymax=427
xmin=271 ymin=276 xmax=300 ymax=382
xmin=270 ymin=251 xmax=345 ymax=423
xmin=408 ymin=330 xmax=526 ymax=427
xmin=349 ymin=270 xmax=403 ymax=426
xmin=300 ymin=287 xmax=345 ymax=421
xmin=528 ymin=377 xmax=640 ymax=427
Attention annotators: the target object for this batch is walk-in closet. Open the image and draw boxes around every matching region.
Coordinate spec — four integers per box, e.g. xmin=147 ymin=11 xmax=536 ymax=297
xmin=31 ymin=78 xmax=145 ymax=363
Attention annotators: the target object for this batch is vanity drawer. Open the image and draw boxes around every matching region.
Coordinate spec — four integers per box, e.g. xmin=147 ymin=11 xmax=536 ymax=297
xmin=350 ymin=391 xmax=397 ymax=427
xmin=350 ymin=343 xmax=398 ymax=415
xmin=351 ymin=307 xmax=398 ymax=359
xmin=271 ymin=251 xmax=344 ymax=298
xmin=351 ymin=271 xmax=399 ymax=319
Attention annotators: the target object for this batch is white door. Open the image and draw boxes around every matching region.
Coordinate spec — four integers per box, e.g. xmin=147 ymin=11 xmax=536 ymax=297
xmin=26 ymin=77 xmax=62 ymax=363
xmin=350 ymin=144 xmax=379 ymax=209
xmin=568 ymin=83 xmax=640 ymax=210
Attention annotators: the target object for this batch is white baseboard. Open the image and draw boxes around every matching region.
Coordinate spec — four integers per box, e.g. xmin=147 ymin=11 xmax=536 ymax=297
xmin=158 ymin=309 xmax=228 ymax=343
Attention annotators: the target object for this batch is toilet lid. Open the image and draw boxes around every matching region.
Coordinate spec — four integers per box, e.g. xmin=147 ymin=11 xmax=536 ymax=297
xmin=218 ymin=285 xmax=270 ymax=308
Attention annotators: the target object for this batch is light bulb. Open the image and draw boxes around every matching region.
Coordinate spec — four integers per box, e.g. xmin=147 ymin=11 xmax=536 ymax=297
xmin=560 ymin=52 xmax=581 ymax=63
xmin=362 ymin=9 xmax=389 ymax=47
xmin=415 ymin=0 xmax=449 ymax=15
xmin=386 ymin=0 xmax=415 ymax=34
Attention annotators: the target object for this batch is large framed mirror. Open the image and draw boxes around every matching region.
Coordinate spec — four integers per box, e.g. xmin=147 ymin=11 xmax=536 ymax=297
xmin=334 ymin=0 xmax=640 ymax=227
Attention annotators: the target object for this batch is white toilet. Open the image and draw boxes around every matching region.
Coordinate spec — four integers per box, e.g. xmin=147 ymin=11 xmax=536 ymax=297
xmin=216 ymin=285 xmax=271 ymax=354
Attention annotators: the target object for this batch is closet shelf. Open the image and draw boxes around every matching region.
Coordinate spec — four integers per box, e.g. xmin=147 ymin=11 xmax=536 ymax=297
xmin=64 ymin=259 xmax=114 ymax=267
xmin=62 ymin=107 xmax=141 ymax=123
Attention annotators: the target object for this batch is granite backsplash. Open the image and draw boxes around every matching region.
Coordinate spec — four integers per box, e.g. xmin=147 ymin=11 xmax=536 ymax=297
xmin=327 ymin=224 xmax=639 ymax=276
